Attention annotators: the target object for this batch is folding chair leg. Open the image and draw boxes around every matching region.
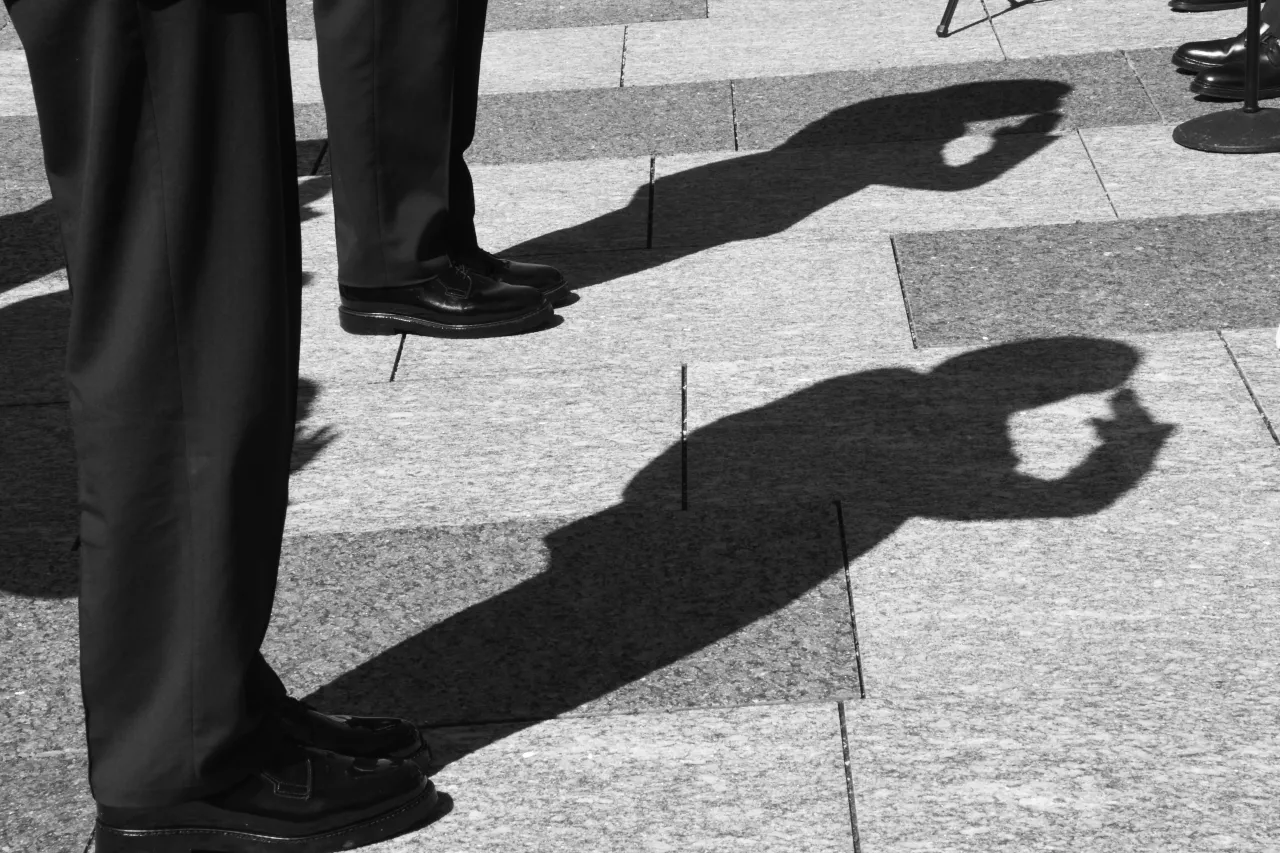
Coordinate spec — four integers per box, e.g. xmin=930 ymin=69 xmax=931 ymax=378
xmin=937 ymin=0 xmax=964 ymax=37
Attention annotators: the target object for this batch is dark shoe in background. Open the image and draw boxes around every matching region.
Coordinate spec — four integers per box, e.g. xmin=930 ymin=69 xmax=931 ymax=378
xmin=339 ymin=262 xmax=552 ymax=338
xmin=458 ymin=248 xmax=570 ymax=306
xmin=1173 ymin=26 xmax=1269 ymax=71
xmin=1191 ymin=36 xmax=1280 ymax=99
xmin=275 ymin=696 xmax=428 ymax=762
xmin=1169 ymin=0 xmax=1248 ymax=11
xmin=95 ymin=743 xmax=436 ymax=853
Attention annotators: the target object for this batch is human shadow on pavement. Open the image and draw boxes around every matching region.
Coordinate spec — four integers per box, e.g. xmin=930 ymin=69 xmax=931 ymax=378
xmin=307 ymin=337 xmax=1175 ymax=765
xmin=499 ymin=79 xmax=1072 ymax=289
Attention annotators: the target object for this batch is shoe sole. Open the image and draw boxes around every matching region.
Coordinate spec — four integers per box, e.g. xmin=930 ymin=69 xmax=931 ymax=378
xmin=1189 ymin=79 xmax=1280 ymax=100
xmin=1172 ymin=53 xmax=1223 ymax=72
xmin=338 ymin=302 xmax=553 ymax=338
xmin=1169 ymin=0 xmax=1248 ymax=10
xmin=94 ymin=781 xmax=438 ymax=853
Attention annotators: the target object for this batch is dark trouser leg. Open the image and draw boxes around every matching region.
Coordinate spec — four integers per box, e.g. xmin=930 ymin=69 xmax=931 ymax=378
xmin=6 ymin=0 xmax=301 ymax=809
xmin=447 ymin=0 xmax=489 ymax=256
xmin=315 ymin=0 xmax=460 ymax=287
xmin=1266 ymin=0 xmax=1280 ymax=30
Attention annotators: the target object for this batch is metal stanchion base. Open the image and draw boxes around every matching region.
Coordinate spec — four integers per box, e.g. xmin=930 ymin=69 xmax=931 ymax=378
xmin=1173 ymin=107 xmax=1280 ymax=153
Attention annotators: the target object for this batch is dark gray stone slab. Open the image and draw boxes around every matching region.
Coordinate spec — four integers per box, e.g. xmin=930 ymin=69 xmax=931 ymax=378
xmin=734 ymin=51 xmax=1161 ymax=151
xmin=0 ymin=754 xmax=94 ymax=853
xmin=470 ymin=81 xmax=733 ymax=164
xmin=486 ymin=0 xmax=706 ymax=32
xmin=0 ymin=116 xmax=46 ymax=183
xmin=1124 ymin=45 xmax=1238 ymax=124
xmin=271 ymin=504 xmax=858 ymax=728
xmin=0 ymin=404 xmax=78 ymax=555
xmin=0 ymin=186 xmax=62 ymax=287
xmin=895 ymin=209 xmax=1280 ymax=347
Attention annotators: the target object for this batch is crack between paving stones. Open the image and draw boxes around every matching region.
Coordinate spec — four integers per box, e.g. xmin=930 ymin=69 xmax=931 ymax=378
xmin=1122 ymin=49 xmax=1166 ymax=124
xmin=646 ymin=154 xmax=656 ymax=249
xmin=837 ymin=702 xmax=863 ymax=853
xmin=730 ymin=80 xmax=741 ymax=151
xmin=681 ymin=363 xmax=688 ymax=510
xmin=889 ymin=236 xmax=920 ymax=349
xmin=1076 ymin=128 xmax=1120 ymax=220
xmin=1219 ymin=330 xmax=1280 ymax=444
xmin=619 ymin=25 xmax=628 ymax=88
xmin=389 ymin=333 xmax=407 ymax=381
xmin=310 ymin=140 xmax=329 ymax=177
xmin=834 ymin=500 xmax=866 ymax=699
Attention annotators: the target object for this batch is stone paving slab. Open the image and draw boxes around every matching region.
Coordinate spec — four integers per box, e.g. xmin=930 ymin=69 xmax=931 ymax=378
xmin=0 ymin=274 xmax=67 ymax=407
xmin=893 ymin=209 xmax=1280 ymax=347
xmin=1083 ymin=122 xmax=1280 ymax=219
xmin=990 ymin=0 xmax=1245 ymax=59
xmin=364 ymin=704 xmax=852 ymax=853
xmin=0 ymin=588 xmax=80 ymax=756
xmin=273 ymin=503 xmax=856 ymax=724
xmin=284 ymin=363 xmax=680 ymax=536
xmin=683 ymin=333 xmax=1271 ymax=509
xmin=1 ymin=183 xmax=61 ymax=288
xmin=468 ymin=81 xmax=733 ymax=165
xmin=734 ymin=52 xmax=1160 ymax=152
xmin=487 ymin=0 xmax=708 ymax=32
xmin=625 ymin=0 xmax=1001 ymax=87
xmin=1222 ymin=328 xmax=1280 ymax=440
xmin=0 ymin=403 xmax=78 ymax=549
xmin=650 ymin=133 xmax=1115 ymax=248
xmin=0 ymin=50 xmax=34 ymax=116
xmin=849 ymin=689 xmax=1280 ymax=853
xmin=473 ymin=156 xmax=652 ymax=255
xmin=481 ymin=26 xmax=626 ymax=94
xmin=0 ymin=753 xmax=93 ymax=853
xmin=1124 ymin=46 xmax=1236 ymax=125
xmin=852 ymin=463 xmax=1280 ymax=699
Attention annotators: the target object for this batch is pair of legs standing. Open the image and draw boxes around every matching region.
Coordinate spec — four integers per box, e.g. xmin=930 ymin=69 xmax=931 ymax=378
xmin=6 ymin=0 xmax=491 ymax=845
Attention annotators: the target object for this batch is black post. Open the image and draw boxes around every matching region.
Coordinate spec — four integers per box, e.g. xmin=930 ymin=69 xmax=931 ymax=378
xmin=937 ymin=0 xmax=962 ymax=37
xmin=1173 ymin=0 xmax=1280 ymax=153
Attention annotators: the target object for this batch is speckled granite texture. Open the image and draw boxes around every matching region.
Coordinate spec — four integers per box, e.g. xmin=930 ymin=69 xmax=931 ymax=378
xmin=735 ymin=51 xmax=1160 ymax=152
xmin=0 ymin=590 xmax=81 ymax=756
xmin=0 ymin=116 xmax=44 ymax=183
xmin=1222 ymin=327 xmax=1280 ymax=436
xmin=1124 ymin=46 xmax=1240 ymax=124
xmin=849 ymin=690 xmax=1280 ymax=852
xmin=686 ymin=332 xmax=1269 ymax=508
xmin=0 ymin=754 xmax=94 ymax=853
xmin=470 ymin=82 xmax=733 ymax=164
xmin=273 ymin=503 xmax=857 ymax=724
xmin=853 ymin=463 xmax=1280 ymax=699
xmin=989 ymin=0 xmax=1245 ymax=59
xmin=480 ymin=27 xmax=626 ymax=94
xmin=894 ymin=209 xmax=1280 ymax=346
xmin=1 ymin=183 xmax=62 ymax=287
xmin=368 ymin=704 xmax=853 ymax=853
xmin=285 ymin=363 xmax=681 ymax=534
xmin=648 ymin=135 xmax=1114 ymax=248
xmin=0 ymin=51 xmax=35 ymax=115
xmin=0 ymin=404 xmax=78 ymax=555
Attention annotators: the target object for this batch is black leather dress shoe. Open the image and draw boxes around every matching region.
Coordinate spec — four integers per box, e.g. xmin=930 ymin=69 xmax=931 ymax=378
xmin=95 ymin=743 xmax=436 ymax=853
xmin=275 ymin=697 xmax=428 ymax=762
xmin=1169 ymin=0 xmax=1248 ymax=11
xmin=1173 ymin=26 xmax=1268 ymax=71
xmin=339 ymin=263 xmax=552 ymax=338
xmin=1192 ymin=36 xmax=1280 ymax=99
xmin=458 ymin=249 xmax=570 ymax=306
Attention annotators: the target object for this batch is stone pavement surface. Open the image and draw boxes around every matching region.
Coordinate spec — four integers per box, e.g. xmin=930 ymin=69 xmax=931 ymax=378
xmin=4 ymin=0 xmax=1280 ymax=850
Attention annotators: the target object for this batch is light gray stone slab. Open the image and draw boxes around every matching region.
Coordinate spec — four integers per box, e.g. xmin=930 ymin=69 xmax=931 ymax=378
xmin=296 ymin=177 xmax=411 ymax=388
xmin=684 ymin=332 xmax=1273 ymax=509
xmin=0 ymin=50 xmax=34 ymax=117
xmin=284 ymin=362 xmax=680 ymax=535
xmin=488 ymin=0 xmax=708 ymax=31
xmin=849 ymin=690 xmax=1280 ymax=853
xmin=0 ymin=589 xmax=81 ymax=757
xmin=625 ymin=0 xmax=1002 ymax=87
xmin=287 ymin=38 xmax=322 ymax=105
xmin=479 ymin=26 xmax=626 ymax=94
xmin=651 ymin=133 xmax=1115 ymax=248
xmin=274 ymin=504 xmax=857 ymax=723
xmin=474 ymin=156 xmax=652 ymax=255
xmin=366 ymin=704 xmax=854 ymax=853
xmin=1123 ymin=45 xmax=1234 ymax=125
xmin=0 ymin=753 xmax=94 ymax=853
xmin=1083 ymin=121 xmax=1280 ymax=220
xmin=1222 ymin=327 xmax=1280 ymax=441
xmin=853 ymin=464 xmax=1280 ymax=699
xmin=990 ymin=0 xmax=1247 ymax=59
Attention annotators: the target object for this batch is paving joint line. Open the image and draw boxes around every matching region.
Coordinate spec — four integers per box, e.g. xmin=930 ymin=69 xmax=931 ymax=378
xmin=680 ymin=362 xmax=688 ymax=510
xmin=888 ymin=236 xmax=920 ymax=350
xmin=837 ymin=701 xmax=863 ymax=853
xmin=389 ymin=333 xmax=406 ymax=381
xmin=1076 ymin=128 xmax=1120 ymax=220
xmin=729 ymin=80 xmax=740 ymax=151
xmin=619 ymin=24 xmax=628 ymax=88
xmin=646 ymin=154 xmax=656 ymax=248
xmin=309 ymin=140 xmax=328 ymax=177
xmin=834 ymin=500 xmax=866 ymax=700
xmin=1121 ymin=49 xmax=1166 ymax=124
xmin=1218 ymin=329 xmax=1280 ymax=445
